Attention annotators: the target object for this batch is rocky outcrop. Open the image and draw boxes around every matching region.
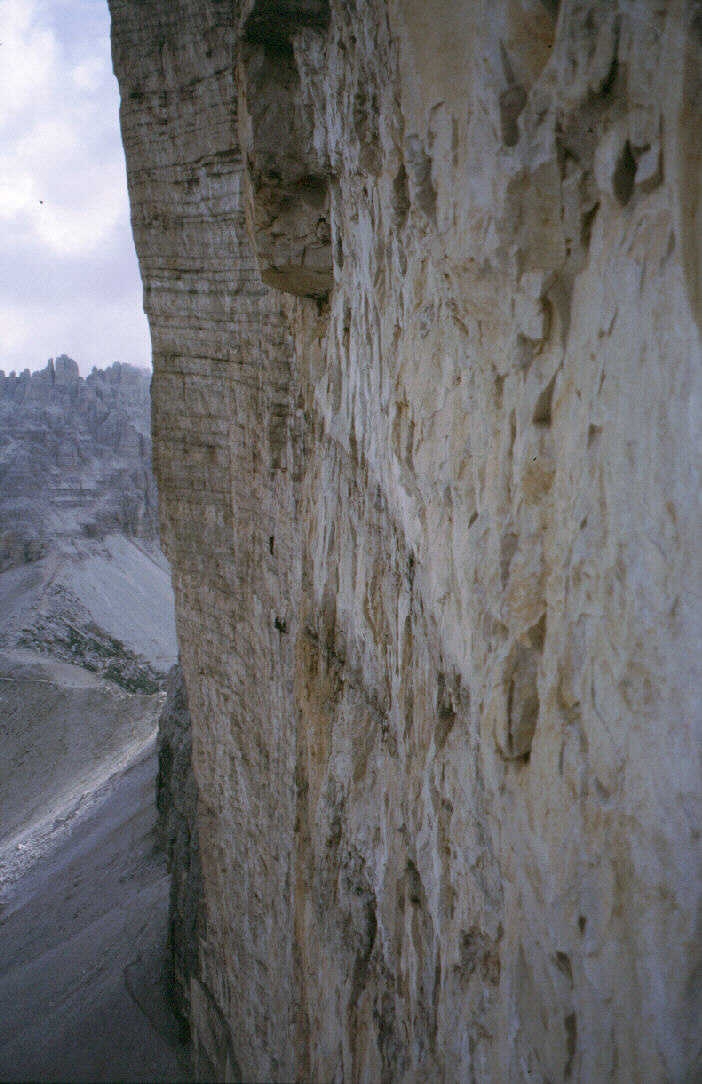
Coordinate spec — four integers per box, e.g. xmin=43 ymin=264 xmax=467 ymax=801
xmin=0 ymin=356 xmax=178 ymax=900
xmin=0 ymin=357 xmax=175 ymax=693
xmin=111 ymin=2 xmax=701 ymax=1081
xmin=18 ymin=599 xmax=164 ymax=694
xmin=0 ymin=357 xmax=157 ymax=570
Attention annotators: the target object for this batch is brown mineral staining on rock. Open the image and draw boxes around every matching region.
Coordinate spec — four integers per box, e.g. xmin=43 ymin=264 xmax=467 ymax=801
xmin=110 ymin=1 xmax=701 ymax=1080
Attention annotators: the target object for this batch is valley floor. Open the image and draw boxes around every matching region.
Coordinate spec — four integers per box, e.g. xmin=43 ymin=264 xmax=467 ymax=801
xmin=0 ymin=742 xmax=191 ymax=1082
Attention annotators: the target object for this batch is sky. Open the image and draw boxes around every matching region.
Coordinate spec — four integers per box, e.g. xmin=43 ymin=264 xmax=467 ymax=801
xmin=0 ymin=0 xmax=150 ymax=375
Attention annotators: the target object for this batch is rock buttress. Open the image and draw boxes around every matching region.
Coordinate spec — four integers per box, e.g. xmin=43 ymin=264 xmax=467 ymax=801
xmin=110 ymin=2 xmax=300 ymax=1079
xmin=111 ymin=1 xmax=702 ymax=1080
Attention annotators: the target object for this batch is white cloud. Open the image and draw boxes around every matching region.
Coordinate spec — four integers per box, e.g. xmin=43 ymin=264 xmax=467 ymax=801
xmin=0 ymin=290 xmax=150 ymax=376
xmin=13 ymin=117 xmax=80 ymax=163
xmin=0 ymin=0 xmax=150 ymax=372
xmin=0 ymin=172 xmax=35 ymax=219
xmin=0 ymin=0 xmax=57 ymax=120
xmin=0 ymin=304 xmax=31 ymax=357
xmin=72 ymin=56 xmax=107 ymax=93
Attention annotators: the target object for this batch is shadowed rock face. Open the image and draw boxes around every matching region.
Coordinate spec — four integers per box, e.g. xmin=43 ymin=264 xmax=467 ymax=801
xmin=110 ymin=2 xmax=701 ymax=1081
xmin=157 ymin=666 xmax=203 ymax=1036
xmin=238 ymin=0 xmax=333 ymax=298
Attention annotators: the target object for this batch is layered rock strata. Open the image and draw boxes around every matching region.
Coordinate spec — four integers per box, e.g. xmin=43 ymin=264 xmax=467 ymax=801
xmin=111 ymin=2 xmax=702 ymax=1080
xmin=0 ymin=357 xmax=178 ymax=862
xmin=0 ymin=357 xmax=157 ymax=568
xmin=0 ymin=356 xmax=174 ymax=689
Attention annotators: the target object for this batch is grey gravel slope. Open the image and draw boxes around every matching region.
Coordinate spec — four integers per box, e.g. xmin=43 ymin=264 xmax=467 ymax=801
xmin=0 ymin=357 xmax=184 ymax=1081
xmin=0 ymin=745 xmax=191 ymax=1083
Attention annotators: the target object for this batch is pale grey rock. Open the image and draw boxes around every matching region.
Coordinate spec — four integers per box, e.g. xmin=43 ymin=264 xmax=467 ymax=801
xmin=0 ymin=358 xmax=157 ymax=571
xmin=0 ymin=358 xmax=175 ymax=693
xmin=110 ymin=2 xmax=702 ymax=1081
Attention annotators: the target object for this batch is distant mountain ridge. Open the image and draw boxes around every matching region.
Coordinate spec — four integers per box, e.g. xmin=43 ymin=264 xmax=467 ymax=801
xmin=0 ymin=352 xmax=176 ymax=682
xmin=0 ymin=354 xmax=157 ymax=571
xmin=0 ymin=354 xmax=178 ymax=866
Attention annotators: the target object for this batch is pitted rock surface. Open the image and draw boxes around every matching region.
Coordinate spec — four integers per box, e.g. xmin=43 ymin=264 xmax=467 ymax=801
xmin=110 ymin=2 xmax=701 ymax=1080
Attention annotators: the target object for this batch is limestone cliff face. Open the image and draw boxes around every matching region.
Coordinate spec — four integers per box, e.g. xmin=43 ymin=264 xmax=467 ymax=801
xmin=111 ymin=2 xmax=701 ymax=1080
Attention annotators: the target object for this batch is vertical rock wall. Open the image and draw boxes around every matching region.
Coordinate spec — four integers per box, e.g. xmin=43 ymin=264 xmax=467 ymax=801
xmin=110 ymin=3 xmax=300 ymax=1077
xmin=111 ymin=1 xmax=701 ymax=1080
xmin=157 ymin=664 xmax=202 ymax=1029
